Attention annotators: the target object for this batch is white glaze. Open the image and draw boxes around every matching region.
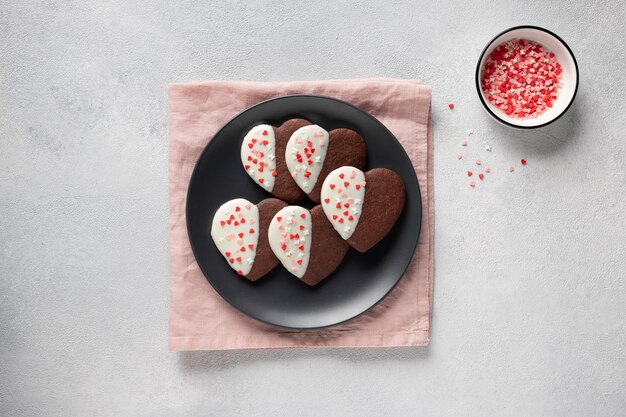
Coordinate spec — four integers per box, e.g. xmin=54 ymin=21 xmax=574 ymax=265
xmin=320 ymin=166 xmax=366 ymax=240
xmin=241 ymin=124 xmax=276 ymax=192
xmin=210 ymin=198 xmax=259 ymax=276
xmin=267 ymin=206 xmax=312 ymax=278
xmin=284 ymin=125 xmax=329 ymax=194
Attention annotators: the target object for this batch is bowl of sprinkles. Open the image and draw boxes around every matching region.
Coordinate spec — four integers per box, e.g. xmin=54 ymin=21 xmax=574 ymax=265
xmin=476 ymin=26 xmax=578 ymax=129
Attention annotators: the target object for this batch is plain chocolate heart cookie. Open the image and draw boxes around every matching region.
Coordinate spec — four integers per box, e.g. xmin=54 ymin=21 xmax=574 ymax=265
xmin=211 ymin=198 xmax=288 ymax=281
xmin=320 ymin=166 xmax=405 ymax=252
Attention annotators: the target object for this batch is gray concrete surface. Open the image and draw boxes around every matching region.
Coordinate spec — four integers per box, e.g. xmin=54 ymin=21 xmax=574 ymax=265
xmin=2 ymin=1 xmax=625 ymax=416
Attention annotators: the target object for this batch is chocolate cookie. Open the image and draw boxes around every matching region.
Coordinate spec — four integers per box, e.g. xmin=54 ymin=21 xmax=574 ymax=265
xmin=241 ymin=120 xmax=309 ymax=203
xmin=320 ymin=166 xmax=405 ymax=252
xmin=268 ymin=205 xmax=349 ymax=286
xmin=211 ymin=198 xmax=287 ymax=281
xmin=285 ymin=125 xmax=367 ymax=203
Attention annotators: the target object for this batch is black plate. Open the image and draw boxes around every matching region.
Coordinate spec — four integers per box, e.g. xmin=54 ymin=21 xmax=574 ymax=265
xmin=186 ymin=95 xmax=421 ymax=329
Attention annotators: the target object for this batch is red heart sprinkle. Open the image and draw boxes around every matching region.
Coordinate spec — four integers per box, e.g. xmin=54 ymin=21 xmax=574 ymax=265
xmin=329 ymin=184 xmax=335 ymax=189
xmin=271 ymin=171 xmax=277 ymax=177
xmin=237 ymin=270 xmax=243 ymax=275
xmin=298 ymin=245 xmax=305 ymax=251
xmin=297 ymin=260 xmax=303 ymax=265
xmin=344 ymin=181 xmax=349 ymax=187
xmin=339 ymin=173 xmax=345 ymax=179
xmin=249 ymin=228 xmax=254 ymax=234
xmin=467 ymin=171 xmax=473 ymax=177
xmin=262 ymin=130 xmax=268 ymax=136
xmin=258 ymin=166 xmax=264 ymax=172
xmin=300 ymin=225 xmax=305 ymax=231
xmin=261 ymin=140 xmax=268 ymax=146
xmin=247 ymin=143 xmax=254 ymax=149
xmin=303 ymin=171 xmax=311 ymax=178
xmin=336 ymin=203 xmax=341 ymax=209
xmin=281 ymin=244 xmax=287 ymax=251
xmin=240 ymin=246 xmax=245 ymax=252
xmin=220 ymin=221 xmax=225 ymax=226
xmin=338 ymin=218 xmax=344 ymax=223
xmin=324 ymin=198 xmax=330 ymax=204
xmin=234 ymin=221 xmax=239 ymax=226
xmin=225 ymin=252 xmax=231 ymax=257
xmin=448 ymin=103 xmax=455 ymax=110
xmin=247 ymin=156 xmax=252 ymax=161
xmin=240 ymin=218 xmax=246 ymax=223
xmin=226 ymin=219 xmax=232 ymax=225
xmin=238 ymin=233 xmax=244 ymax=238
xmin=300 ymin=213 xmax=306 ymax=219
xmin=332 ymin=215 xmax=338 ymax=220
xmin=343 ymin=211 xmax=349 ymax=216
xmin=479 ymin=173 xmax=484 ymax=180
xmin=344 ymin=203 xmax=349 ymax=208
xmin=236 ymin=257 xmax=241 ymax=263
xmin=244 ymin=165 xmax=250 ymax=170
xmin=348 ymin=215 xmax=354 ymax=221
xmin=248 ymin=244 xmax=254 ymax=250
xmin=355 ymin=185 xmax=361 ymax=190
xmin=521 ymin=159 xmax=527 ymax=165
xmin=235 ymin=206 xmax=240 ymax=212
xmin=229 ymin=258 xmax=234 ymax=264
xmin=258 ymin=178 xmax=264 ymax=183
xmin=277 ymin=217 xmax=282 ymax=222
xmin=251 ymin=138 xmax=257 ymax=144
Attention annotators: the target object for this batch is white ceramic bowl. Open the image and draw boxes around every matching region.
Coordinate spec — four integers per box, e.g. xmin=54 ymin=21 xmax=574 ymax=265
xmin=475 ymin=26 xmax=579 ymax=129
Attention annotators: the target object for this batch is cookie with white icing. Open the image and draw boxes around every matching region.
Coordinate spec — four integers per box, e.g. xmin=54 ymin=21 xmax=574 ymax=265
xmin=268 ymin=205 xmax=348 ymax=286
xmin=285 ymin=126 xmax=367 ymax=203
xmin=211 ymin=198 xmax=287 ymax=281
xmin=241 ymin=120 xmax=310 ymax=203
xmin=321 ymin=166 xmax=405 ymax=252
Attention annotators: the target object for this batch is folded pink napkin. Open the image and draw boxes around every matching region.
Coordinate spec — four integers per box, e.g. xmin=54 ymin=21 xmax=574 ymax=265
xmin=168 ymin=79 xmax=433 ymax=350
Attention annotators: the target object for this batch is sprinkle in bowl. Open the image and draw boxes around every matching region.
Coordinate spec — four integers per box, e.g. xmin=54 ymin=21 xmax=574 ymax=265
xmin=475 ymin=25 xmax=579 ymax=129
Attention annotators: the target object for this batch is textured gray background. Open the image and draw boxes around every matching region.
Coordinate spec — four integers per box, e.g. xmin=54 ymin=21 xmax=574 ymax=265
xmin=1 ymin=0 xmax=625 ymax=416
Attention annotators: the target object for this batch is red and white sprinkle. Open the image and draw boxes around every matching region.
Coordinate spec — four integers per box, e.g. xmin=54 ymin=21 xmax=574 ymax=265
xmin=469 ymin=180 xmax=475 ymax=187
xmin=484 ymin=166 xmax=491 ymax=173
xmin=476 ymin=159 xmax=481 ymax=165
xmin=481 ymin=38 xmax=562 ymax=119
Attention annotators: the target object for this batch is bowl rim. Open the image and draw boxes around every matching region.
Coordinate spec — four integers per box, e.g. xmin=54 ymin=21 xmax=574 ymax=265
xmin=475 ymin=25 xmax=579 ymax=129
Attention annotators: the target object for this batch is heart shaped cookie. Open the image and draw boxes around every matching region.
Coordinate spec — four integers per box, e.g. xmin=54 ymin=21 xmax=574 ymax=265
xmin=268 ymin=205 xmax=349 ymax=286
xmin=241 ymin=120 xmax=310 ymax=203
xmin=321 ymin=166 xmax=405 ymax=252
xmin=211 ymin=198 xmax=287 ymax=281
xmin=285 ymin=125 xmax=367 ymax=203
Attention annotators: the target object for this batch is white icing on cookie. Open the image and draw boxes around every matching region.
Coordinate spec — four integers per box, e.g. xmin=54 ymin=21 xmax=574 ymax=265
xmin=320 ymin=166 xmax=366 ymax=240
xmin=210 ymin=198 xmax=259 ymax=276
xmin=268 ymin=206 xmax=312 ymax=278
xmin=284 ymin=125 xmax=329 ymax=194
xmin=241 ymin=124 xmax=276 ymax=192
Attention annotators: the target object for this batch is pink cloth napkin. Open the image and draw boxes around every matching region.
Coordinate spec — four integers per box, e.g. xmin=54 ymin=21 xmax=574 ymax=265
xmin=168 ymin=79 xmax=433 ymax=350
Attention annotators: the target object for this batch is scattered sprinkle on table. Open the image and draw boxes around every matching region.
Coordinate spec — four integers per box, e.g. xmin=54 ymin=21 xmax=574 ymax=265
xmin=508 ymin=166 xmax=515 ymax=173
xmin=469 ymin=180 xmax=475 ymax=187
xmin=484 ymin=166 xmax=491 ymax=173
xmin=457 ymin=153 xmax=463 ymax=160
xmin=481 ymin=38 xmax=562 ymax=118
xmin=467 ymin=171 xmax=473 ymax=177
xmin=476 ymin=159 xmax=481 ymax=165
xmin=448 ymin=103 xmax=455 ymax=110
xmin=478 ymin=173 xmax=484 ymax=180
xmin=461 ymin=139 xmax=468 ymax=146
xmin=521 ymin=159 xmax=527 ymax=165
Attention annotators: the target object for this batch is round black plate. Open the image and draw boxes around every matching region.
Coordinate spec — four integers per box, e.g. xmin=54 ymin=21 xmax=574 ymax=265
xmin=186 ymin=95 xmax=421 ymax=329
